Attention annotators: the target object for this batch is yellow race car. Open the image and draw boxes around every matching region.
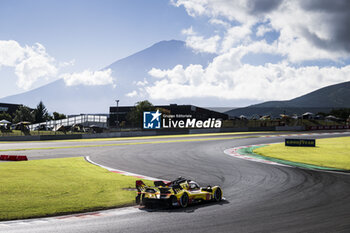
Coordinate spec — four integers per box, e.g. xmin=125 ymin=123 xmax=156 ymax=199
xmin=136 ymin=177 xmax=222 ymax=208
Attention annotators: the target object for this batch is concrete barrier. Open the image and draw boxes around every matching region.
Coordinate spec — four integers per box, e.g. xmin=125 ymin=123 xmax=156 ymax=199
xmin=189 ymin=128 xmax=221 ymax=134
xmin=219 ymin=127 xmax=249 ymax=132
xmin=81 ymin=131 xmax=157 ymax=139
xmin=0 ymin=136 xmax=41 ymax=141
xmin=0 ymin=134 xmax=82 ymax=141
xmin=40 ymin=134 xmax=82 ymax=140
xmin=248 ymin=126 xmax=275 ymax=131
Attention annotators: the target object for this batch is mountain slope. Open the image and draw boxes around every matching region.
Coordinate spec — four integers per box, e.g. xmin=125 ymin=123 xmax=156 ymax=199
xmin=225 ymin=81 xmax=350 ymax=117
xmin=0 ymin=40 xmax=215 ymax=114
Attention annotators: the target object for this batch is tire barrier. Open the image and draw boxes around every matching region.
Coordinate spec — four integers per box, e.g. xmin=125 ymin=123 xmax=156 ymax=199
xmin=0 ymin=155 xmax=28 ymax=161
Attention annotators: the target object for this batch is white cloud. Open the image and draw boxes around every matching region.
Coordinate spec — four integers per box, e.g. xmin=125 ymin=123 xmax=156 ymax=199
xmin=267 ymin=1 xmax=348 ymax=62
xmin=172 ymin=0 xmax=259 ymax=24
xmin=59 ymin=59 xmax=75 ymax=68
xmin=0 ymin=40 xmax=25 ymax=67
xmin=0 ymin=40 xmax=57 ymax=90
xmin=61 ymin=69 xmax=115 ymax=86
xmin=256 ymin=24 xmax=273 ymax=37
xmin=148 ymin=67 xmax=167 ymax=78
xmin=126 ymin=90 xmax=138 ymax=97
xmin=147 ymin=55 xmax=350 ymax=101
xmin=173 ymin=0 xmax=350 ymax=62
xmin=181 ymin=26 xmax=195 ymax=36
xmin=0 ymin=40 xmax=117 ymax=92
xmin=221 ymin=25 xmax=251 ymax=52
xmin=186 ymin=34 xmax=220 ymax=54
xmin=143 ymin=0 xmax=350 ymax=104
xmin=134 ymin=79 xmax=148 ymax=86
xmin=181 ymin=27 xmax=220 ymax=53
xmin=209 ymin=18 xmax=230 ymax=28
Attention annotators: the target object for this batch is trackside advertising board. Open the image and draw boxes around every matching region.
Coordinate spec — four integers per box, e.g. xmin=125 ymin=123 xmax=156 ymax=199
xmin=285 ymin=139 xmax=316 ymax=147
xmin=143 ymin=110 xmax=222 ymax=129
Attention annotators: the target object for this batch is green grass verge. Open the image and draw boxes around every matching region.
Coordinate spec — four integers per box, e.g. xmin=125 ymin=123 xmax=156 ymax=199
xmin=254 ymin=136 xmax=350 ymax=170
xmin=0 ymin=157 xmax=152 ymax=221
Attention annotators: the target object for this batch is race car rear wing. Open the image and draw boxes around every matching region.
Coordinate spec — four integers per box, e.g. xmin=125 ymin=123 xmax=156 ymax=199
xmin=136 ymin=180 xmax=146 ymax=192
xmin=154 ymin=180 xmax=170 ymax=186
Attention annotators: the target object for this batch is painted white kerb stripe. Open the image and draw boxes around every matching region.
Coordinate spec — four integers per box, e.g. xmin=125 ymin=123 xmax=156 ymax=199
xmin=0 ymin=207 xmax=142 ymax=228
xmin=85 ymin=156 xmax=168 ymax=181
xmin=224 ymin=144 xmax=291 ymax=167
xmin=0 ymin=157 xmax=166 ymax=227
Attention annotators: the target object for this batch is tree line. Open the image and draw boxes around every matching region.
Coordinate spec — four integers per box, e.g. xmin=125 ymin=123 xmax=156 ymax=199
xmin=0 ymin=101 xmax=66 ymax=124
xmin=317 ymin=108 xmax=350 ymax=120
xmin=125 ymin=100 xmax=170 ymax=127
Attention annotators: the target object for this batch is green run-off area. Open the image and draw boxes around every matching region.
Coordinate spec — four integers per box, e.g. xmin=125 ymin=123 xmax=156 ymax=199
xmin=0 ymin=157 xmax=151 ymax=221
xmin=254 ymin=136 xmax=350 ymax=170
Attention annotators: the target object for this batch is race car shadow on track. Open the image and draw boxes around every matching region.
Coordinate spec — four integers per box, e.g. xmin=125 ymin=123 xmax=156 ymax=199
xmin=138 ymin=198 xmax=229 ymax=213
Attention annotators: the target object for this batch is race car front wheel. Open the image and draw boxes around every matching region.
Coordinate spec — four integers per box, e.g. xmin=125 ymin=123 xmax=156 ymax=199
xmin=213 ymin=188 xmax=222 ymax=202
xmin=179 ymin=193 xmax=189 ymax=208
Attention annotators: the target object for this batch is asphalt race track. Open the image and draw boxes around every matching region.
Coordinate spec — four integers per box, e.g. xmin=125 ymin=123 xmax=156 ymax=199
xmin=1 ymin=131 xmax=350 ymax=233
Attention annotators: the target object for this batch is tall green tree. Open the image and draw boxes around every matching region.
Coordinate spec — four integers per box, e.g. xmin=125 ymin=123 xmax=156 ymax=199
xmin=13 ymin=106 xmax=34 ymax=123
xmin=0 ymin=112 xmax=12 ymax=122
xmin=34 ymin=101 xmax=51 ymax=123
xmin=329 ymin=108 xmax=350 ymax=120
xmin=127 ymin=100 xmax=155 ymax=127
xmin=53 ymin=112 xmax=67 ymax=120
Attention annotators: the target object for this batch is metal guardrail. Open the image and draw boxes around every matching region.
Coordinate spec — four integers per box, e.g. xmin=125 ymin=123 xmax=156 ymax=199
xmin=28 ymin=115 xmax=108 ymax=131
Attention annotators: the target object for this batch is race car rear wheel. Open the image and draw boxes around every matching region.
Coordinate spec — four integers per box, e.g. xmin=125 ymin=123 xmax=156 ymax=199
xmin=213 ymin=188 xmax=222 ymax=202
xmin=168 ymin=195 xmax=177 ymax=208
xmin=179 ymin=193 xmax=189 ymax=208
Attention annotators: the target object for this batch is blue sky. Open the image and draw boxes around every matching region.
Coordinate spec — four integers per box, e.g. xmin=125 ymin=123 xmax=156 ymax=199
xmin=0 ymin=0 xmax=192 ymax=67
xmin=0 ymin=0 xmax=194 ymax=97
xmin=1 ymin=0 xmax=350 ymax=104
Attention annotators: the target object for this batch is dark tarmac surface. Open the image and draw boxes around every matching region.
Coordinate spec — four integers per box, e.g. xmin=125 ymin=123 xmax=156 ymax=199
xmin=1 ymin=131 xmax=350 ymax=233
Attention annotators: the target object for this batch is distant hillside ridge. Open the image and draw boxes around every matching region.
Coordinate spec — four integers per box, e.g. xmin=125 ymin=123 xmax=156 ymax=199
xmin=225 ymin=81 xmax=350 ymax=117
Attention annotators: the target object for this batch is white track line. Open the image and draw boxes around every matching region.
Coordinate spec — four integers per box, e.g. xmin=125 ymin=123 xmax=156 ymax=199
xmin=224 ymin=144 xmax=290 ymax=167
xmin=85 ymin=156 xmax=169 ymax=181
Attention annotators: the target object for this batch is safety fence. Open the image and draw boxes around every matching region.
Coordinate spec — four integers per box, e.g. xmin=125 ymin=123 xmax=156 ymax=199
xmin=28 ymin=115 xmax=108 ymax=131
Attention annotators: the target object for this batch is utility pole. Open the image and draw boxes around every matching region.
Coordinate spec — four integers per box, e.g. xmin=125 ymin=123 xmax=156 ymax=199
xmin=115 ymin=100 xmax=119 ymax=129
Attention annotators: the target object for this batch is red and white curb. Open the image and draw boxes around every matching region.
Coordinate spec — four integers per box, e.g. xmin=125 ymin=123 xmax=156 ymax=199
xmin=85 ymin=156 xmax=169 ymax=181
xmin=224 ymin=144 xmax=291 ymax=167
